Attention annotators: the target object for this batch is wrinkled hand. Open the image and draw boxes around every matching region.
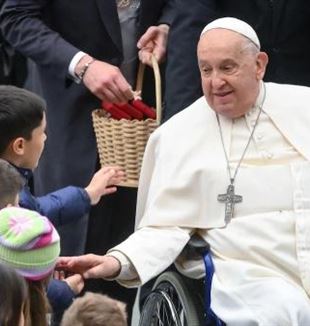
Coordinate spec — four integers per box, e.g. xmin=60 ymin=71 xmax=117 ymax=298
xmin=137 ymin=24 xmax=169 ymax=66
xmin=57 ymin=254 xmax=121 ymax=279
xmin=85 ymin=166 xmax=125 ymax=205
xmin=77 ymin=55 xmax=134 ymax=103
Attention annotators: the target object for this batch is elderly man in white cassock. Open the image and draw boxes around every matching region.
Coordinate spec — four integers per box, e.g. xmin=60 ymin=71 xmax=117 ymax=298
xmin=58 ymin=17 xmax=310 ymax=325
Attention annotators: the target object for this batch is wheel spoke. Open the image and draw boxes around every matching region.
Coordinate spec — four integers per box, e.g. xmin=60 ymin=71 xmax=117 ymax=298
xmin=139 ymin=272 xmax=204 ymax=326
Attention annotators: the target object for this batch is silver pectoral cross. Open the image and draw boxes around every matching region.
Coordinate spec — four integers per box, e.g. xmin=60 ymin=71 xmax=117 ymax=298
xmin=217 ymin=184 xmax=242 ymax=224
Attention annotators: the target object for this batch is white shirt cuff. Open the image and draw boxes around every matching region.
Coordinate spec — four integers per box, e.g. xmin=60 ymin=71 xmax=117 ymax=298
xmin=106 ymin=251 xmax=138 ymax=281
xmin=68 ymin=51 xmax=87 ymax=84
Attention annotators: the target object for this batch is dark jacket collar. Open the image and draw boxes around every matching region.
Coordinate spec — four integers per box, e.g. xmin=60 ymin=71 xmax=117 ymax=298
xmin=9 ymin=162 xmax=33 ymax=181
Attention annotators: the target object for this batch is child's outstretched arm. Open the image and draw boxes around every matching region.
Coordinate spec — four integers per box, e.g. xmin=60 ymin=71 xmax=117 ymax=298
xmin=19 ymin=166 xmax=124 ymax=226
xmin=85 ymin=166 xmax=125 ymax=205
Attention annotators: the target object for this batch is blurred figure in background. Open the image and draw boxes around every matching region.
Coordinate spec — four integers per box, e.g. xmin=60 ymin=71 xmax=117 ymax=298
xmin=0 ymin=0 xmax=27 ymax=86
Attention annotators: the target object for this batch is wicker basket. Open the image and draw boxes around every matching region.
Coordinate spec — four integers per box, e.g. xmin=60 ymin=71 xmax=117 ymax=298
xmin=92 ymin=55 xmax=161 ymax=187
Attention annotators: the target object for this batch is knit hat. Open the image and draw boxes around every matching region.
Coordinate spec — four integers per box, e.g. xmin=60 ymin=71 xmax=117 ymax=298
xmin=200 ymin=17 xmax=260 ymax=49
xmin=0 ymin=207 xmax=60 ymax=281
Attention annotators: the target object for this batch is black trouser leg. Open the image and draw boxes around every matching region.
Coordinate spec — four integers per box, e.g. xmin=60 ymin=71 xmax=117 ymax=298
xmin=84 ymin=186 xmax=138 ymax=323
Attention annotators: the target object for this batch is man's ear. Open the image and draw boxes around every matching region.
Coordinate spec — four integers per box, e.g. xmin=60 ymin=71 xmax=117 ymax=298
xmin=256 ymin=51 xmax=269 ymax=80
xmin=11 ymin=137 xmax=26 ymax=156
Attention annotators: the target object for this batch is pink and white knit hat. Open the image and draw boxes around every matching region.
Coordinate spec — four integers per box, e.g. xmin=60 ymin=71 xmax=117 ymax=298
xmin=0 ymin=207 xmax=60 ymax=281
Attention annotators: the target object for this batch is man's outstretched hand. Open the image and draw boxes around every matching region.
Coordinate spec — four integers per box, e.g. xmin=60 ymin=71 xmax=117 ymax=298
xmin=57 ymin=254 xmax=121 ymax=279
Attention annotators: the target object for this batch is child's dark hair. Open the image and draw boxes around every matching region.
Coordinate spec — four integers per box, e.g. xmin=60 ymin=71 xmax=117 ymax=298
xmin=0 ymin=159 xmax=24 ymax=209
xmin=0 ymin=85 xmax=45 ymax=155
xmin=0 ymin=263 xmax=29 ymax=326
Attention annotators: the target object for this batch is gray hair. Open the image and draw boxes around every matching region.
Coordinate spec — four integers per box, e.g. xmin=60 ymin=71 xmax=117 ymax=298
xmin=240 ymin=37 xmax=260 ymax=55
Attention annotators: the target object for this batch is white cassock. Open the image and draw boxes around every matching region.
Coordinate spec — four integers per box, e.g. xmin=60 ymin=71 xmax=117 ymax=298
xmin=109 ymin=82 xmax=310 ymax=325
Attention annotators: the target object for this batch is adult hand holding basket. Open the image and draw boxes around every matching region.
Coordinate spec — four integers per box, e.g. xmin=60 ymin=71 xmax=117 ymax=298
xmin=92 ymin=55 xmax=161 ymax=187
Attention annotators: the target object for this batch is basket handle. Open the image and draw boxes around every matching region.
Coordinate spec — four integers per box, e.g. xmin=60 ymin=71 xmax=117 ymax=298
xmin=135 ymin=54 xmax=162 ymax=125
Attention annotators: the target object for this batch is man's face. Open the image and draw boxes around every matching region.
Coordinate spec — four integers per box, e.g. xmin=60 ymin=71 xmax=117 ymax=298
xmin=197 ymin=29 xmax=267 ymax=118
xmin=22 ymin=113 xmax=47 ymax=170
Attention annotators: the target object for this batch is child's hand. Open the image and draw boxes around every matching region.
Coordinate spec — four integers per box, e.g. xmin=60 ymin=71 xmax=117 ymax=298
xmin=85 ymin=166 xmax=125 ymax=205
xmin=64 ymin=274 xmax=85 ymax=296
xmin=53 ymin=270 xmax=85 ymax=296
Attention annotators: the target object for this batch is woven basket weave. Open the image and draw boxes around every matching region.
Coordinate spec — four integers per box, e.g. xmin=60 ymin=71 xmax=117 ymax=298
xmin=92 ymin=55 xmax=161 ymax=187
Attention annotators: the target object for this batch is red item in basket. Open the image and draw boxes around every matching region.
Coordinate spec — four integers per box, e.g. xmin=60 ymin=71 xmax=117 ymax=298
xmin=131 ymin=99 xmax=156 ymax=119
xmin=114 ymin=103 xmax=144 ymax=120
xmin=101 ymin=102 xmax=132 ymax=120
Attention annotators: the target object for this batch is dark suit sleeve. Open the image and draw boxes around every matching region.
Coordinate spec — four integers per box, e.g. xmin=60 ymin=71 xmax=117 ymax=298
xmin=0 ymin=0 xmax=80 ymax=80
xmin=164 ymin=0 xmax=217 ymax=121
xmin=157 ymin=0 xmax=176 ymax=26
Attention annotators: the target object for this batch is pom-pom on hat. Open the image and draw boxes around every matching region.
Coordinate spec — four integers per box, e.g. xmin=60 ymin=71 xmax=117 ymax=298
xmin=0 ymin=207 xmax=60 ymax=281
xmin=200 ymin=17 xmax=260 ymax=50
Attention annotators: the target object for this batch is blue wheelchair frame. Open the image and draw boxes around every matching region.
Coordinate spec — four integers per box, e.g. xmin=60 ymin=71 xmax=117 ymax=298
xmin=203 ymin=249 xmax=225 ymax=326
xmin=138 ymin=234 xmax=225 ymax=325
xmin=188 ymin=234 xmax=225 ymax=326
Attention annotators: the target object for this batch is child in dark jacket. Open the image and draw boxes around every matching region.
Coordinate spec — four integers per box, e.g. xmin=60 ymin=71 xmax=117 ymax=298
xmin=0 ymin=85 xmax=124 ymax=225
xmin=0 ymin=86 xmax=125 ymax=319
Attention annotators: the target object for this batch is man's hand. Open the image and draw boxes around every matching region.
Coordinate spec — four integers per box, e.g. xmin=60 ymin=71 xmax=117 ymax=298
xmin=75 ymin=55 xmax=134 ymax=103
xmin=57 ymin=254 xmax=121 ymax=279
xmin=137 ymin=24 xmax=169 ymax=66
xmin=85 ymin=166 xmax=125 ymax=205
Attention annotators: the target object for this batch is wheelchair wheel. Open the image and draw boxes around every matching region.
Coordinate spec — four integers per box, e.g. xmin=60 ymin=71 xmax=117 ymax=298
xmin=139 ymin=271 xmax=204 ymax=326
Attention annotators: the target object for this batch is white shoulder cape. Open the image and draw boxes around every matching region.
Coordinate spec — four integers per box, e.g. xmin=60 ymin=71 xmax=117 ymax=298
xmin=135 ymin=82 xmax=310 ymax=229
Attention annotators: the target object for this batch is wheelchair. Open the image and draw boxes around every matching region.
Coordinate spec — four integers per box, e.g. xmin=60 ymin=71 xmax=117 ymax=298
xmin=138 ymin=235 xmax=224 ymax=326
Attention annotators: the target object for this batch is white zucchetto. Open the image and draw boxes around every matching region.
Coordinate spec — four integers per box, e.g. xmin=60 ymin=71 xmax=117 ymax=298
xmin=200 ymin=17 xmax=260 ymax=50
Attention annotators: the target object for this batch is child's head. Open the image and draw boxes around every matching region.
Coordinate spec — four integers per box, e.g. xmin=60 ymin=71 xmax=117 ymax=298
xmin=0 ymin=206 xmax=60 ymax=281
xmin=0 ymin=158 xmax=24 ymax=208
xmin=0 ymin=263 xmax=29 ymax=326
xmin=0 ymin=206 xmax=61 ymax=326
xmin=0 ymin=85 xmax=46 ymax=169
xmin=61 ymin=292 xmax=127 ymax=326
